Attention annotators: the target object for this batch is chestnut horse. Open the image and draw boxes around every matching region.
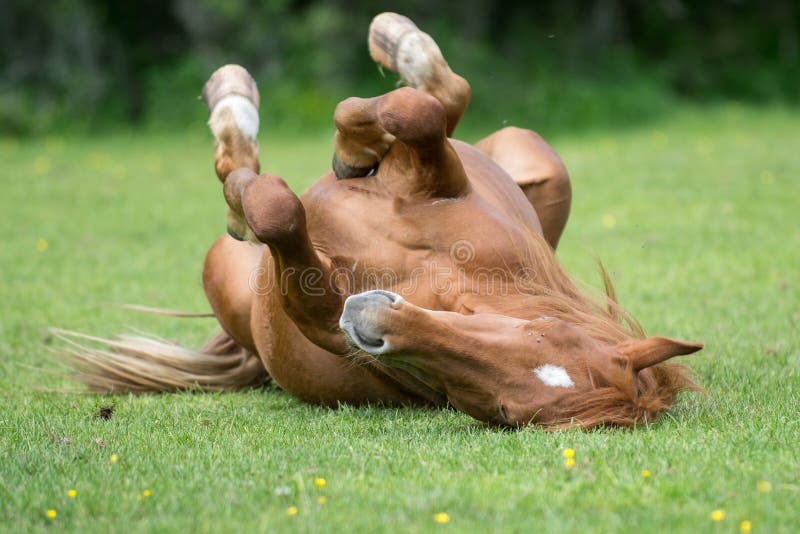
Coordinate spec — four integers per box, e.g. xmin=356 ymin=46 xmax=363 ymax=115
xmin=60 ymin=13 xmax=703 ymax=428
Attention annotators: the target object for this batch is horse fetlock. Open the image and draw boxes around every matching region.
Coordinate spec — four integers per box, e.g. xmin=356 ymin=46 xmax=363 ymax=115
xmin=223 ymin=168 xmax=259 ymax=242
xmin=241 ymin=174 xmax=306 ymax=245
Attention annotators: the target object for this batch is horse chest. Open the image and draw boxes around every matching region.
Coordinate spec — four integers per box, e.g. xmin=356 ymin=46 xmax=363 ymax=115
xmin=305 ymin=189 xmax=532 ymax=308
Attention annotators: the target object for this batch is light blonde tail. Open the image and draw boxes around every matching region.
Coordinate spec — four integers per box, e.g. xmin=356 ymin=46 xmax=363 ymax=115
xmin=52 ymin=328 xmax=267 ymax=393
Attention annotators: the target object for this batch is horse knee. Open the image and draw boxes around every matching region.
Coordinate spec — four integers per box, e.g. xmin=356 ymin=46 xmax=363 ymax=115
xmin=378 ymin=87 xmax=446 ymax=146
xmin=240 ymin=174 xmax=306 ymax=246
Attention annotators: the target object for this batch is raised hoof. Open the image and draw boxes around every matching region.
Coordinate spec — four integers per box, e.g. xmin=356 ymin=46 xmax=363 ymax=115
xmin=332 ymin=152 xmax=377 ymax=180
xmin=368 ymin=13 xmax=419 ymax=72
xmin=368 ymin=13 xmax=447 ymax=89
xmin=203 ymin=64 xmax=261 ymax=112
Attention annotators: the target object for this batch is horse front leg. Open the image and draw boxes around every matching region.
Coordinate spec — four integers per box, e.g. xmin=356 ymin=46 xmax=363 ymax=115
xmin=334 ymin=87 xmax=470 ymax=199
xmin=332 ymin=12 xmax=473 ymax=182
xmin=368 ymin=12 xmax=471 ymax=137
xmin=223 ymin=169 xmax=350 ymax=355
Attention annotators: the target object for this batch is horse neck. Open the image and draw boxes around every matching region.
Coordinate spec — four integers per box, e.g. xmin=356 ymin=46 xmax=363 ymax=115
xmin=472 ymin=289 xmax=641 ymax=347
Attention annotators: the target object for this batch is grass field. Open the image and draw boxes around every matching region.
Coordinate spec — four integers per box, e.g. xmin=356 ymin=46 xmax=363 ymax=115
xmin=1 ymin=104 xmax=799 ymax=532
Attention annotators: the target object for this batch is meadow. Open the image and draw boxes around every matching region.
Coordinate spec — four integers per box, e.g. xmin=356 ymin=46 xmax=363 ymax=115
xmin=1 ymin=104 xmax=798 ymax=532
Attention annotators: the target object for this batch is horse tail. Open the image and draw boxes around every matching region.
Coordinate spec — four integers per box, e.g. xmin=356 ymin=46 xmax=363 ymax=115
xmin=52 ymin=325 xmax=267 ymax=393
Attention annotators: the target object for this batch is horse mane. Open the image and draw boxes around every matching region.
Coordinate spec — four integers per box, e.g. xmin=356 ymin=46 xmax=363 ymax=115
xmin=478 ymin=228 xmax=699 ymax=428
xmin=544 ymin=364 xmax=700 ymax=429
xmin=478 ymin=228 xmax=644 ymax=344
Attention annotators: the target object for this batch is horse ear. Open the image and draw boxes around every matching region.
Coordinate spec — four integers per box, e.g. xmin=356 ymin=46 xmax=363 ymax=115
xmin=617 ymin=337 xmax=703 ymax=371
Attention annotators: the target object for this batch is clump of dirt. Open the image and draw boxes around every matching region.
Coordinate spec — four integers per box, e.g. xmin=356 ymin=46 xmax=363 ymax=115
xmin=94 ymin=405 xmax=115 ymax=420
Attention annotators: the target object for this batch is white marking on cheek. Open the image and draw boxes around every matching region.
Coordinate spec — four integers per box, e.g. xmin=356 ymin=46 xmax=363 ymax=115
xmin=533 ymin=365 xmax=575 ymax=388
xmin=209 ymin=94 xmax=259 ymax=140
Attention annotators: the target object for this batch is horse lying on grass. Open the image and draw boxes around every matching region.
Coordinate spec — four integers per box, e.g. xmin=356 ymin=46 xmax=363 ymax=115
xmin=57 ymin=12 xmax=703 ymax=429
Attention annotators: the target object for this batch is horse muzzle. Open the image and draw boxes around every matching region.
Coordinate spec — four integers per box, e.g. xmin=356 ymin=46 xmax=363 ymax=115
xmin=339 ymin=290 xmax=404 ymax=354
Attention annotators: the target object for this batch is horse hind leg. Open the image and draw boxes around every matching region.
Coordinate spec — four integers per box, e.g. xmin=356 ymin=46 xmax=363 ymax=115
xmin=202 ymin=234 xmax=264 ymax=353
xmin=204 ymin=64 xmax=261 ymax=180
xmin=368 ymin=12 xmax=471 ymax=137
xmin=199 ymin=65 xmax=268 ymax=351
xmin=203 ymin=65 xmax=263 ymax=242
xmin=474 ymin=127 xmax=572 ymax=249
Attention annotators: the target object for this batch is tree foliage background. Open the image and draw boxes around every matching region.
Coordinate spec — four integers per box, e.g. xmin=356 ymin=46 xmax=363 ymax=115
xmin=2 ymin=0 xmax=798 ymax=135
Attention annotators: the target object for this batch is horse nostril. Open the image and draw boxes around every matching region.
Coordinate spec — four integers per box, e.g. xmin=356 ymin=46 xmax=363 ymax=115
xmin=339 ymin=290 xmax=402 ymax=353
xmin=355 ymin=330 xmax=383 ymax=348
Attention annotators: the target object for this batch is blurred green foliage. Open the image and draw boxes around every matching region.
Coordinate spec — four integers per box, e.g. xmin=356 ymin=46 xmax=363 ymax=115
xmin=1 ymin=0 xmax=798 ymax=136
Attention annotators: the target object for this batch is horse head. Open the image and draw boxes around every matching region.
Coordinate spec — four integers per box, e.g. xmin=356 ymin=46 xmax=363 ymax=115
xmin=340 ymin=290 xmax=703 ymax=428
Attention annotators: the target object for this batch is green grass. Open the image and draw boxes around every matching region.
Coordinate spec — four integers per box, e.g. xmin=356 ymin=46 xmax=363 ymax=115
xmin=1 ymin=103 xmax=799 ymax=532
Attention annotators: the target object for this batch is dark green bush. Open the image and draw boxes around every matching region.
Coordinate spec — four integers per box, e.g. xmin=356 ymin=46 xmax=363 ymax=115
xmin=1 ymin=0 xmax=797 ymax=135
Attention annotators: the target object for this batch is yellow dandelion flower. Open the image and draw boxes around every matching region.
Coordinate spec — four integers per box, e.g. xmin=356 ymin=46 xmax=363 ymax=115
xmin=641 ymin=470 xmax=651 ymax=478
xmin=67 ymin=489 xmax=77 ymax=498
xmin=286 ymin=506 xmax=298 ymax=516
xmin=562 ymin=448 xmax=575 ymax=459
xmin=315 ymin=477 xmax=326 ymax=488
xmin=602 ymin=214 xmax=617 ymax=229
xmin=740 ymin=520 xmax=752 ymax=533
xmin=110 ymin=454 xmax=119 ymax=463
xmin=317 ymin=496 xmax=327 ymax=504
xmin=434 ymin=512 xmax=450 ymax=524
xmin=46 ymin=509 xmax=57 ymax=519
xmin=710 ymin=509 xmax=725 ymax=522
xmin=756 ymin=480 xmax=771 ymax=493
xmin=36 ymin=238 xmax=49 ymax=252
xmin=143 ymin=490 xmax=152 ymax=497
xmin=564 ymin=458 xmax=576 ymax=469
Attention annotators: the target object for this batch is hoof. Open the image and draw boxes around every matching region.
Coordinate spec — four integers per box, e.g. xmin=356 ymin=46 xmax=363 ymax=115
xmin=368 ymin=13 xmax=419 ymax=72
xmin=203 ymin=64 xmax=260 ymax=112
xmin=332 ymin=152 xmax=377 ymax=180
xmin=368 ymin=13 xmax=447 ymax=89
